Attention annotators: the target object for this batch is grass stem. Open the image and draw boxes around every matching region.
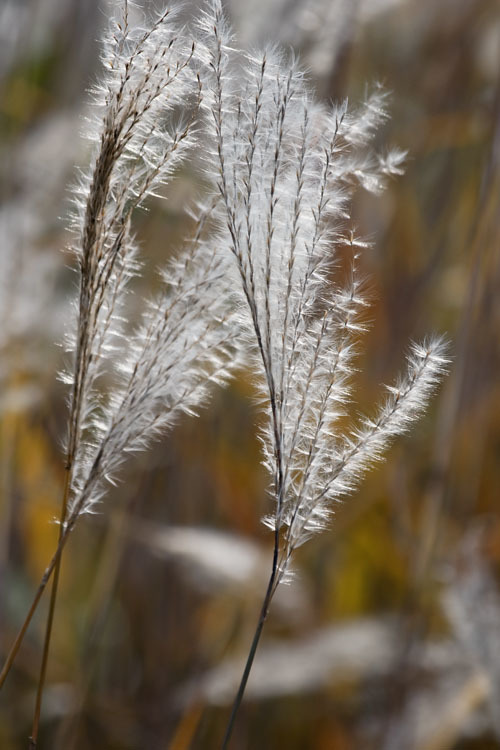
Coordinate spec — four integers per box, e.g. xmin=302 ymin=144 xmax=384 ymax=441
xmin=221 ymin=530 xmax=279 ymax=749
xmin=29 ymin=467 xmax=72 ymax=746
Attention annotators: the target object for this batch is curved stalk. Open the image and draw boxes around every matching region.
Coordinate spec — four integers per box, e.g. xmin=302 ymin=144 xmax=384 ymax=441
xmin=221 ymin=528 xmax=280 ymax=749
xmin=29 ymin=467 xmax=72 ymax=747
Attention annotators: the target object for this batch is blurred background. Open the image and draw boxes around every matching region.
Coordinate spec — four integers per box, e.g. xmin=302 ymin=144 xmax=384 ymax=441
xmin=0 ymin=0 xmax=499 ymax=748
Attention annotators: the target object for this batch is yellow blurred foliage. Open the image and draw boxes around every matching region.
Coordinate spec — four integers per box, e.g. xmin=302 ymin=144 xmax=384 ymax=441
xmin=16 ymin=416 xmax=61 ymax=581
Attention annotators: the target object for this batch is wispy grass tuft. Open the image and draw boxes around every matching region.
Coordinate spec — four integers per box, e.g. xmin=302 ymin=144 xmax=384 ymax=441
xmin=0 ymin=4 xmax=239 ymax=744
xmin=0 ymin=3 xmax=449 ymax=746
xmin=197 ymin=2 xmax=449 ymax=743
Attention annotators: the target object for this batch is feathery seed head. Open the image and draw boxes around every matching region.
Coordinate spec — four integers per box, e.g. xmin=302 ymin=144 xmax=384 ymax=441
xmin=198 ymin=1 xmax=448 ymax=579
xmin=63 ymin=4 xmax=240 ymax=522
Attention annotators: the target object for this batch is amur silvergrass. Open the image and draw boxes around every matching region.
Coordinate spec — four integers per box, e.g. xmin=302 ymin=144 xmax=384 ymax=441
xmin=0 ymin=4 xmax=239 ymax=746
xmin=197 ymin=2 xmax=449 ymax=745
xmin=1 ymin=0 xmax=448 ymax=746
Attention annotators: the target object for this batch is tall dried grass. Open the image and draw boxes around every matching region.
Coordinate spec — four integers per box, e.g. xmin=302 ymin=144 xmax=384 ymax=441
xmin=0 ymin=1 xmax=450 ymax=746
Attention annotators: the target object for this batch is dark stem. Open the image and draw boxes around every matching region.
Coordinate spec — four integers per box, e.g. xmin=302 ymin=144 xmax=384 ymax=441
xmin=0 ymin=484 xmax=83 ymax=692
xmin=29 ymin=562 xmax=60 ymax=747
xmin=221 ymin=531 xmax=279 ymax=749
xmin=0 ymin=529 xmax=67 ymax=691
xmin=29 ymin=464 xmax=72 ymax=746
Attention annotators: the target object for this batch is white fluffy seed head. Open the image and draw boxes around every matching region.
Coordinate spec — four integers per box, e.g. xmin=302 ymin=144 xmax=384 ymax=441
xmin=63 ymin=6 xmax=240 ymax=521
xmin=198 ymin=0 xmax=448 ymax=578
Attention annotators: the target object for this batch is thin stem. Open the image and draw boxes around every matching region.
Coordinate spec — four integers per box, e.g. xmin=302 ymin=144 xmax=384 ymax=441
xmin=29 ymin=467 xmax=72 ymax=747
xmin=221 ymin=528 xmax=280 ymax=749
xmin=1 ymin=391 xmax=114 ymax=690
xmin=0 ymin=458 xmax=89 ymax=692
xmin=0 ymin=526 xmax=69 ymax=690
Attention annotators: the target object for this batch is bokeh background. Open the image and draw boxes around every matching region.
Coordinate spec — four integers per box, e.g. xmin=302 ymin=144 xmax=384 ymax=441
xmin=1 ymin=0 xmax=499 ymax=748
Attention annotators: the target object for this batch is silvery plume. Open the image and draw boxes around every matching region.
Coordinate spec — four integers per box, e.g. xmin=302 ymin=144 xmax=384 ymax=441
xmin=197 ymin=1 xmax=448 ymax=739
xmin=0 ymin=1 xmax=239 ymax=705
xmin=63 ymin=2 xmax=238 ymax=523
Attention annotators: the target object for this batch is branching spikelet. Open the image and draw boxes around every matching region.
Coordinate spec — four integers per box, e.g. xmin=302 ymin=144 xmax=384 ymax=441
xmin=68 ymin=216 xmax=239 ymax=517
xmin=198 ymin=0 xmax=448 ymax=584
xmin=63 ymin=4 xmax=238 ymax=521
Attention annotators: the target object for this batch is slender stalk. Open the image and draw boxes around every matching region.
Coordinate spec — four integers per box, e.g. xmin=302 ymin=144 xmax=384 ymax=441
xmin=0 ymin=584 xmax=44 ymax=690
xmin=29 ymin=467 xmax=72 ymax=747
xmin=0 ymin=459 xmax=88 ymax=691
xmin=221 ymin=529 xmax=280 ymax=749
xmin=0 ymin=436 xmax=106 ymax=691
xmin=0 ymin=525 xmax=70 ymax=690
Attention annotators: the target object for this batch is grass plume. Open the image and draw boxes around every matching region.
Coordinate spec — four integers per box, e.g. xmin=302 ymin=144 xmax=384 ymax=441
xmin=197 ymin=2 xmax=448 ymax=743
xmin=0 ymin=4 xmax=239 ymax=743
